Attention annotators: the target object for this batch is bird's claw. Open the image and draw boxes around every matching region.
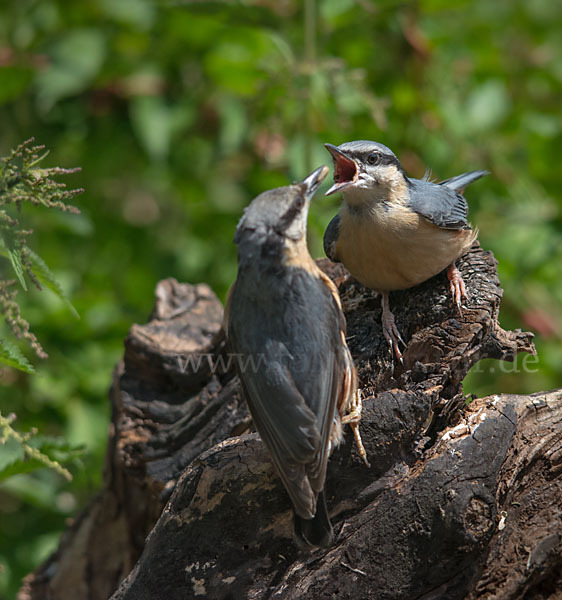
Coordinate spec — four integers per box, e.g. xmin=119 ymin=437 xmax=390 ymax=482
xmin=341 ymin=390 xmax=370 ymax=467
xmin=383 ymin=322 xmax=404 ymax=364
xmin=447 ymin=263 xmax=467 ymax=315
xmin=381 ymin=295 xmax=405 ymax=364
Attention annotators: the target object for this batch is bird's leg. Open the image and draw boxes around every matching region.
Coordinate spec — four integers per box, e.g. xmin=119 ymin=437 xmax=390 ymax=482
xmin=380 ymin=292 xmax=405 ymax=363
xmin=341 ymin=389 xmax=370 ymax=467
xmin=447 ymin=262 xmax=467 ymax=314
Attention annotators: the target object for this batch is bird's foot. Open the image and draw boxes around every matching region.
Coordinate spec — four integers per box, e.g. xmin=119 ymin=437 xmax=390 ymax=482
xmin=447 ymin=262 xmax=467 ymax=314
xmin=381 ymin=293 xmax=405 ymax=363
xmin=341 ymin=390 xmax=370 ymax=467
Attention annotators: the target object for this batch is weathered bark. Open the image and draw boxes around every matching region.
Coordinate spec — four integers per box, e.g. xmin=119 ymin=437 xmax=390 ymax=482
xmin=19 ymin=244 xmax=560 ymax=600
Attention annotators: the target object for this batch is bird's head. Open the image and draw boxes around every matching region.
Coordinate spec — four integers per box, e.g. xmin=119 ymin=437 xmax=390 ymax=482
xmin=324 ymin=141 xmax=409 ymax=202
xmin=235 ymin=166 xmax=329 ymax=248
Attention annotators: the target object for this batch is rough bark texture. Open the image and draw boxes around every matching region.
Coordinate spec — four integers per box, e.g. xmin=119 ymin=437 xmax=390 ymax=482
xmin=19 ymin=243 xmax=561 ymax=600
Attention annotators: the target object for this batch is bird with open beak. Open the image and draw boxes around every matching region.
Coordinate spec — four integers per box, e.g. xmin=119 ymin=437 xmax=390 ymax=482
xmin=323 ymin=140 xmax=488 ymax=361
xmin=226 ymin=166 xmax=366 ymax=551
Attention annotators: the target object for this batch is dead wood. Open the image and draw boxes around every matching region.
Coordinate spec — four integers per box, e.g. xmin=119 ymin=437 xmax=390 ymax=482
xmin=19 ymin=243 xmax=560 ymax=600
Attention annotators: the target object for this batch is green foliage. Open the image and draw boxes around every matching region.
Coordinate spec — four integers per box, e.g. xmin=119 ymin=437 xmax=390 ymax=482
xmin=0 ymin=338 xmax=34 ymax=373
xmin=0 ymin=0 xmax=560 ymax=597
xmin=0 ymin=412 xmax=82 ymax=482
xmin=0 ymin=139 xmax=81 ymax=370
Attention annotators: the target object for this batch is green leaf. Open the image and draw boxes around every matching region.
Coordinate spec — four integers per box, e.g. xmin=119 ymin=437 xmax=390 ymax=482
xmin=465 ymin=80 xmax=511 ymax=132
xmin=35 ymin=29 xmax=107 ymax=108
xmin=0 ymin=423 xmax=74 ymax=482
xmin=27 ymin=249 xmax=80 ymax=319
xmin=0 ymin=239 xmax=79 ymax=318
xmin=28 ymin=435 xmax=85 ymax=467
xmin=98 ymin=0 xmax=156 ymax=29
xmin=8 ymin=247 xmax=27 ymax=290
xmin=0 ymin=436 xmax=25 ymax=471
xmin=205 ymin=29 xmax=278 ymax=97
xmin=0 ymin=339 xmax=35 ymax=373
xmin=129 ymin=95 xmax=173 ymax=162
xmin=0 ymin=414 xmax=81 ymax=482
xmin=0 ymin=457 xmax=51 ymax=482
xmin=320 ymin=0 xmax=355 ymax=23
xmin=0 ymin=232 xmax=27 ymax=290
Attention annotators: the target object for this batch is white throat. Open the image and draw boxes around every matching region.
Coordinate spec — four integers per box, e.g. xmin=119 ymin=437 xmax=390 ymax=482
xmin=342 ymin=165 xmax=409 ymax=207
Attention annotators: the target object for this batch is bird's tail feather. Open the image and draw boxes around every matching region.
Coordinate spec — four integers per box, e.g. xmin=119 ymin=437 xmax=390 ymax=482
xmin=439 ymin=169 xmax=489 ymax=192
xmin=293 ymin=491 xmax=334 ymax=551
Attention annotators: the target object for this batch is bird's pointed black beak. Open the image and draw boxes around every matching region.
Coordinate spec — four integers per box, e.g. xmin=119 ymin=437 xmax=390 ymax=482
xmin=300 ymin=165 xmax=329 ymax=199
xmin=324 ymin=143 xmax=358 ymax=196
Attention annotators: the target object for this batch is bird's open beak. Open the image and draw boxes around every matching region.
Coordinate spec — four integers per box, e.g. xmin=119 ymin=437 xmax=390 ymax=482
xmin=301 ymin=165 xmax=329 ymax=199
xmin=324 ymin=143 xmax=358 ymax=196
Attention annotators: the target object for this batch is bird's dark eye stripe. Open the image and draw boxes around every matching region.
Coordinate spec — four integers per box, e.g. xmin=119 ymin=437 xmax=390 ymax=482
xmin=347 ymin=151 xmax=401 ymax=168
xmin=368 ymin=153 xmax=400 ymax=167
xmin=277 ymin=196 xmax=304 ymax=230
xmin=379 ymin=155 xmax=396 ymax=166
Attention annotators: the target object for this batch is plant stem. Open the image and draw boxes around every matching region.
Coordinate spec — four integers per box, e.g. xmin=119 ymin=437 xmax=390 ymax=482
xmin=304 ymin=0 xmax=316 ymax=175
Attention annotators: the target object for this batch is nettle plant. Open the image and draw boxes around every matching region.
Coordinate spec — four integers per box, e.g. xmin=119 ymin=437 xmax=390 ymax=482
xmin=0 ymin=139 xmax=83 ymax=480
xmin=0 ymin=138 xmax=82 ymax=370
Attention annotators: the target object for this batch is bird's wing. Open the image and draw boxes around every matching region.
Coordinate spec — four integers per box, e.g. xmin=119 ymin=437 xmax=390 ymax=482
xmin=279 ymin=269 xmax=344 ymax=493
xmin=236 ymin=342 xmax=321 ymax=518
xmin=438 ymin=170 xmax=489 ymax=193
xmin=228 ymin=268 xmax=343 ymax=518
xmin=407 ymin=180 xmax=470 ymax=230
xmin=243 ymin=337 xmax=321 ymax=464
xmin=323 ymin=214 xmax=341 ymax=262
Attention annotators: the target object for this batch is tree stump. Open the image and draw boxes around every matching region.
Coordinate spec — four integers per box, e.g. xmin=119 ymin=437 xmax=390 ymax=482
xmin=19 ymin=244 xmax=561 ymax=600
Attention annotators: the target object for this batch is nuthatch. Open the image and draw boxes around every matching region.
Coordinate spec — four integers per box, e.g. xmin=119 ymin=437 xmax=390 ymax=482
xmin=323 ymin=140 xmax=488 ymax=360
xmin=226 ymin=166 xmax=366 ymax=550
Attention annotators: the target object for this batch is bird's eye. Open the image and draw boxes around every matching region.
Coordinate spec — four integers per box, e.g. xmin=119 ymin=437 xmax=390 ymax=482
xmin=367 ymin=152 xmax=380 ymax=165
xmin=294 ymin=196 xmax=305 ymax=211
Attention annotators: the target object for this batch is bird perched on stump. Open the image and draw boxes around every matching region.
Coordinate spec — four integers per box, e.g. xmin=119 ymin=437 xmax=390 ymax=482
xmin=323 ymin=140 xmax=488 ymax=360
xmin=226 ymin=166 xmax=366 ymax=551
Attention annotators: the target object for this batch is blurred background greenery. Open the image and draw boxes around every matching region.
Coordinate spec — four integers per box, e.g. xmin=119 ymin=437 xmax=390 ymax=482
xmin=0 ymin=0 xmax=560 ymax=596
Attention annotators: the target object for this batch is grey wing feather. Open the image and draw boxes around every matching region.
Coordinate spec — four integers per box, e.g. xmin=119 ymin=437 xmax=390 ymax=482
xmin=242 ymin=344 xmax=340 ymax=515
xmin=228 ymin=271 xmax=343 ymax=519
xmin=232 ymin=337 xmax=320 ymax=518
xmin=244 ymin=339 xmax=321 ymax=462
xmin=408 ymin=180 xmax=470 ymax=230
xmin=323 ymin=214 xmax=340 ymax=262
xmin=237 ymin=348 xmax=320 ymax=518
xmin=297 ymin=349 xmax=340 ymax=493
xmin=438 ymin=170 xmax=489 ymax=192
